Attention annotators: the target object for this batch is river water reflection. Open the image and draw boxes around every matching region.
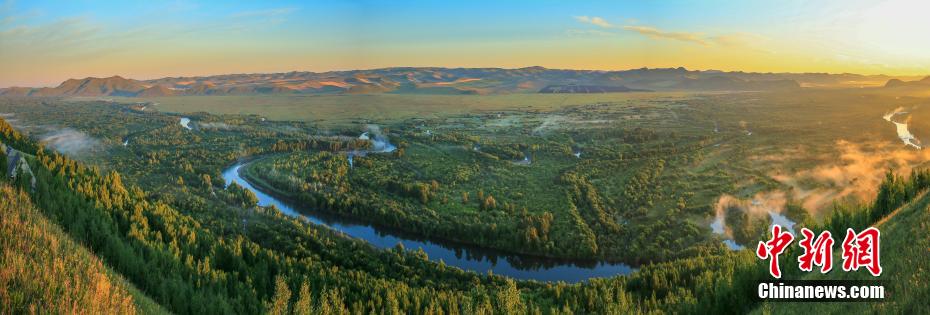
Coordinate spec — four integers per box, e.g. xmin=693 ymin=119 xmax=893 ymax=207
xmin=222 ymin=162 xmax=635 ymax=282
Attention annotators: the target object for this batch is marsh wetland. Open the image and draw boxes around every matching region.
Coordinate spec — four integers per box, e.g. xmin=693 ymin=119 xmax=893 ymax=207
xmin=3 ymin=86 xmax=929 ymax=313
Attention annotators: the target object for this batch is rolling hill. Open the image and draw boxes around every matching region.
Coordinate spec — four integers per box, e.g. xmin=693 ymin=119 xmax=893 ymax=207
xmin=31 ymin=76 xmax=147 ymax=97
xmin=885 ymin=76 xmax=930 ymax=88
xmin=3 ymin=67 xmax=917 ymax=97
xmin=538 ymin=84 xmax=649 ymax=93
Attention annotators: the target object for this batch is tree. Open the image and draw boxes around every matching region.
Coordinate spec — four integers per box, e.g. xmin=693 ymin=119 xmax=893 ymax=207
xmin=294 ymin=280 xmax=313 ymax=315
xmin=318 ymin=289 xmax=347 ymax=315
xmin=265 ymin=275 xmax=291 ymax=315
xmin=201 ymin=174 xmax=212 ymax=189
xmin=482 ymin=195 xmax=497 ymax=211
xmin=0 ymin=151 xmax=6 ymax=179
xmin=496 ymin=279 xmax=525 ymax=314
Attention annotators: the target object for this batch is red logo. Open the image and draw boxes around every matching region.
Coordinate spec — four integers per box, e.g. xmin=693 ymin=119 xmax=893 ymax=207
xmin=841 ymin=227 xmax=882 ymax=276
xmin=797 ymin=228 xmax=834 ymax=273
xmin=756 ymin=225 xmax=794 ymax=278
xmin=757 ymin=225 xmax=881 ymax=278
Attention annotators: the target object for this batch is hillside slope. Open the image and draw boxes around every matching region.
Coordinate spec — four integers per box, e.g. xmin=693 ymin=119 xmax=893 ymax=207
xmin=754 ymin=190 xmax=930 ymax=314
xmin=0 ymin=183 xmax=166 ymax=314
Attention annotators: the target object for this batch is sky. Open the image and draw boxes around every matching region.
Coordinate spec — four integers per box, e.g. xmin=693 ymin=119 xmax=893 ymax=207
xmin=1 ymin=0 xmax=929 ymax=87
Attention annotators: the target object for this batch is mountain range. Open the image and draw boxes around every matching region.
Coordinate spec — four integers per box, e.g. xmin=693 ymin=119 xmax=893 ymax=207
xmin=884 ymin=76 xmax=930 ymax=88
xmin=0 ymin=67 xmax=921 ymax=97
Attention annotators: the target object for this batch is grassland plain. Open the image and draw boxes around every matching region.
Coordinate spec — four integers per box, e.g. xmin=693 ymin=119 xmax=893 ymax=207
xmin=126 ymin=92 xmax=691 ymax=126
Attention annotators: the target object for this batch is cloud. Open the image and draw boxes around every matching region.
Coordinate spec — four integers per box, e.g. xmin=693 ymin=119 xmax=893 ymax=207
xmin=711 ymin=191 xmax=789 ymax=247
xmin=771 ymin=139 xmax=930 ymax=213
xmin=231 ymin=7 xmax=297 ymax=19
xmin=1 ymin=17 xmax=101 ymax=47
xmin=198 ymin=122 xmax=235 ymax=130
xmin=40 ymin=128 xmax=100 ymax=156
xmin=0 ymin=5 xmax=39 ymax=27
xmin=710 ymin=33 xmax=755 ymax=47
xmin=565 ymin=29 xmax=614 ymax=37
xmin=226 ymin=7 xmax=297 ymax=27
xmin=574 ymin=16 xmax=613 ymax=28
xmin=622 ymin=25 xmax=708 ymax=45
xmin=709 ymin=32 xmax=776 ymax=54
xmin=572 ymin=15 xmax=768 ymax=48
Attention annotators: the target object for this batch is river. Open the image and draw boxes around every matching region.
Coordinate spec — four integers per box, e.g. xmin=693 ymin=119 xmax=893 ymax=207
xmin=883 ymin=108 xmax=921 ymax=149
xmin=180 ymin=117 xmax=192 ymax=130
xmin=222 ymin=162 xmax=635 ymax=282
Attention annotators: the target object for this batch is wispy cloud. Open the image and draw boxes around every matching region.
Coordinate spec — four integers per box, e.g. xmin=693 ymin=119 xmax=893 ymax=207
xmin=622 ymin=25 xmax=708 ymax=45
xmin=565 ymin=29 xmax=614 ymax=37
xmin=1 ymin=17 xmax=102 ymax=47
xmin=231 ymin=7 xmax=297 ymax=19
xmin=41 ymin=128 xmax=100 ymax=156
xmin=709 ymin=32 xmax=765 ymax=47
xmin=227 ymin=7 xmax=297 ymax=27
xmin=572 ymin=15 xmax=768 ymax=48
xmin=574 ymin=16 xmax=612 ymax=28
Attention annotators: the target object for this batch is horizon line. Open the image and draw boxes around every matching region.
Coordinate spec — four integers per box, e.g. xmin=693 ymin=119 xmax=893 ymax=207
xmin=4 ymin=65 xmax=928 ymax=89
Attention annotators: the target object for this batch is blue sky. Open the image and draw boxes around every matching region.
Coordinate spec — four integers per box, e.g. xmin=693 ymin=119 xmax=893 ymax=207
xmin=2 ymin=0 xmax=929 ymax=86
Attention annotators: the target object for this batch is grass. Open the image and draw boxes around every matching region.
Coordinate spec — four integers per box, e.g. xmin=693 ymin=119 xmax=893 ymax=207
xmin=0 ymin=183 xmax=168 ymax=314
xmin=125 ymin=92 xmax=691 ymax=126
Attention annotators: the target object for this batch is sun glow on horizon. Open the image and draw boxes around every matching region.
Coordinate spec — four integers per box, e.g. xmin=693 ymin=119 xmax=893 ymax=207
xmin=1 ymin=0 xmax=928 ymax=87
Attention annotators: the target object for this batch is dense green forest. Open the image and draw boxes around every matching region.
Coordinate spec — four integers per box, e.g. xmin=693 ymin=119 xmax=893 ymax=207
xmin=0 ymin=97 xmax=756 ymax=264
xmin=2 ymin=96 xmax=929 ymax=313
xmin=239 ymin=105 xmax=747 ymax=263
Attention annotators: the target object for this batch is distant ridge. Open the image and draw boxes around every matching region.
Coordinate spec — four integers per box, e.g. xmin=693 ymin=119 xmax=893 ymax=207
xmin=2 ymin=76 xmax=147 ymax=97
xmin=1 ymin=67 xmax=918 ymax=97
xmin=539 ymin=84 xmax=649 ymax=93
xmin=884 ymin=76 xmax=930 ymax=88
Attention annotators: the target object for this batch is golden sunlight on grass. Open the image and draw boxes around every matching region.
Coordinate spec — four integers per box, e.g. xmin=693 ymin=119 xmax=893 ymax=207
xmin=0 ymin=184 xmax=137 ymax=314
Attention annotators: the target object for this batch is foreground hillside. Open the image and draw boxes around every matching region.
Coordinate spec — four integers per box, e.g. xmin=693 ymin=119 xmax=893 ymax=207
xmin=0 ymin=183 xmax=165 ymax=314
xmin=756 ymin=185 xmax=930 ymax=314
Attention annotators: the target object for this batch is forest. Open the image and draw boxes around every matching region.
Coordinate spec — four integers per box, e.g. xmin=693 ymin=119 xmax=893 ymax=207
xmin=241 ymin=105 xmax=735 ymax=264
xmin=1 ymin=93 xmax=928 ymax=314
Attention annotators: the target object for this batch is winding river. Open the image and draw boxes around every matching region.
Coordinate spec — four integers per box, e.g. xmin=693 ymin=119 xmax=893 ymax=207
xmin=222 ymin=162 xmax=635 ymax=282
xmin=883 ymin=108 xmax=921 ymax=149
